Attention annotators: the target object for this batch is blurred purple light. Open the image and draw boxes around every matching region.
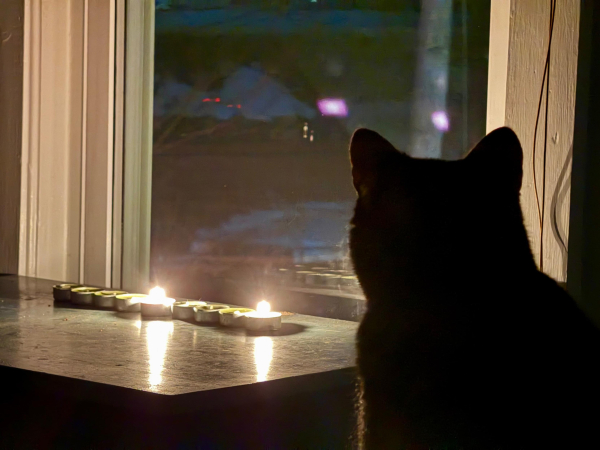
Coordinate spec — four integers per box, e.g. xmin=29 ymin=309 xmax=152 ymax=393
xmin=431 ymin=110 xmax=450 ymax=132
xmin=317 ymin=98 xmax=348 ymax=117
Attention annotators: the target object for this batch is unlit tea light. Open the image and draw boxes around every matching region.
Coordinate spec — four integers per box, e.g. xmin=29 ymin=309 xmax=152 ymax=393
xmin=115 ymin=293 xmax=147 ymax=312
xmin=245 ymin=301 xmax=282 ymax=332
xmin=71 ymin=287 xmax=102 ymax=305
xmin=94 ymin=290 xmax=127 ymax=309
xmin=53 ymin=284 xmax=81 ymax=301
xmin=219 ymin=307 xmax=254 ymax=327
xmin=194 ymin=304 xmax=229 ymax=323
xmin=141 ymin=287 xmax=175 ymax=318
xmin=172 ymin=300 xmax=206 ymax=320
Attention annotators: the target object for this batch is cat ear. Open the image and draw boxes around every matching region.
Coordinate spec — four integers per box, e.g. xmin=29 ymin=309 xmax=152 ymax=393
xmin=349 ymin=128 xmax=400 ymax=195
xmin=465 ymin=127 xmax=523 ymax=192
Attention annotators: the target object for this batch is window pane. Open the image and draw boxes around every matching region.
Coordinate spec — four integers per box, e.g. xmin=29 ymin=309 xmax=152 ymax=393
xmin=151 ymin=0 xmax=490 ymax=320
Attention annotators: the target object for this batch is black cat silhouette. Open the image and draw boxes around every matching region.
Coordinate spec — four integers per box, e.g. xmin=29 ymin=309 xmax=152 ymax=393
xmin=350 ymin=127 xmax=600 ymax=449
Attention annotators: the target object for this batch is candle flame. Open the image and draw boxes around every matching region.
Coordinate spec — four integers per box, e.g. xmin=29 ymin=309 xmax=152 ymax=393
xmin=257 ymin=300 xmax=270 ymax=314
xmin=149 ymin=286 xmax=166 ymax=299
xmin=147 ymin=286 xmax=173 ymax=305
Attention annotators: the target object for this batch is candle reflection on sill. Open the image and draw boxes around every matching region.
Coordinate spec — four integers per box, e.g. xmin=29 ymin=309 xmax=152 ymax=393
xmin=254 ymin=336 xmax=273 ymax=382
xmin=146 ymin=320 xmax=173 ymax=390
xmin=133 ymin=319 xmax=142 ymax=338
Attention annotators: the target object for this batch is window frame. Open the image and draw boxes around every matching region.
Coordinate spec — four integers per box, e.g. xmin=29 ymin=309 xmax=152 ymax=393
xmin=16 ymin=0 xmax=119 ymax=287
xmin=567 ymin=0 xmax=600 ymax=325
xmin=120 ymin=0 xmax=154 ymax=293
xmin=9 ymin=0 xmax=596 ymax=321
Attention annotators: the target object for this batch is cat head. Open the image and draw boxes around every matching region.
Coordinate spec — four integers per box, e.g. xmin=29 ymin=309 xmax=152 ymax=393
xmin=350 ymin=127 xmax=523 ymax=200
xmin=349 ymin=127 xmax=530 ymax=291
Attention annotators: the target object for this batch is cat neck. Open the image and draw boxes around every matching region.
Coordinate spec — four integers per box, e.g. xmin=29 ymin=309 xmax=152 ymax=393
xmin=355 ymin=228 xmax=539 ymax=311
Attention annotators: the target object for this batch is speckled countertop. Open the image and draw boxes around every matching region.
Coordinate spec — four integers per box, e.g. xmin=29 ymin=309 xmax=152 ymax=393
xmin=0 ymin=275 xmax=357 ymax=396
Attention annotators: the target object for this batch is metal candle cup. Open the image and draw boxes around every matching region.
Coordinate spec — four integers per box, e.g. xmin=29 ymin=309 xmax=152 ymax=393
xmin=141 ymin=301 xmax=174 ymax=318
xmin=245 ymin=311 xmax=282 ymax=331
xmin=53 ymin=284 xmax=81 ymax=301
xmin=115 ymin=294 xmax=147 ymax=312
xmin=245 ymin=301 xmax=282 ymax=332
xmin=172 ymin=301 xmax=206 ymax=320
xmin=193 ymin=304 xmax=229 ymax=324
xmin=71 ymin=287 xmax=102 ymax=305
xmin=93 ymin=290 xmax=128 ymax=309
xmin=218 ymin=308 xmax=254 ymax=327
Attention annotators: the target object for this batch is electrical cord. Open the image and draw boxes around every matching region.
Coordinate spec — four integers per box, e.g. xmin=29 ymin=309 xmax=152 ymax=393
xmin=532 ymin=0 xmax=557 ymax=272
xmin=550 ymin=143 xmax=572 ymax=279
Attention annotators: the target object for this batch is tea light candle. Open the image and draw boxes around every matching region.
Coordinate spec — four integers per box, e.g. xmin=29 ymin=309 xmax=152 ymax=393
xmin=218 ymin=307 xmax=254 ymax=327
xmin=115 ymin=293 xmax=148 ymax=312
xmin=93 ymin=290 xmax=128 ymax=309
xmin=194 ymin=304 xmax=229 ymax=324
xmin=53 ymin=284 xmax=81 ymax=301
xmin=71 ymin=287 xmax=102 ymax=305
xmin=141 ymin=287 xmax=175 ymax=318
xmin=172 ymin=300 xmax=206 ymax=320
xmin=245 ymin=301 xmax=282 ymax=332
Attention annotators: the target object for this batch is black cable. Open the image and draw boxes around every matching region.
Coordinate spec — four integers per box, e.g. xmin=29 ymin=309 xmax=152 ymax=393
xmin=550 ymin=143 xmax=572 ymax=280
xmin=532 ymin=0 xmax=556 ymax=272
xmin=540 ymin=0 xmax=555 ymax=272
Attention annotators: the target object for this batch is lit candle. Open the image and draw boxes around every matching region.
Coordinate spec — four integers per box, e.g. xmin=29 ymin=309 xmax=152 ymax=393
xmin=245 ymin=301 xmax=282 ymax=332
xmin=141 ymin=287 xmax=175 ymax=318
xmin=172 ymin=300 xmax=207 ymax=320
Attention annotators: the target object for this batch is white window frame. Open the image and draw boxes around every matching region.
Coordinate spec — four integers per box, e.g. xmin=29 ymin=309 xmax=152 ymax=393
xmin=16 ymin=0 xmax=152 ymax=292
xmin=120 ymin=0 xmax=154 ymax=293
xmin=7 ymin=0 xmax=590 ymax=306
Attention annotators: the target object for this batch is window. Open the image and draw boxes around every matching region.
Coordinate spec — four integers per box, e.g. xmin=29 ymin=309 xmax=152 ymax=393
xmin=8 ymin=2 xmax=592 ymax=323
xmin=150 ymin=0 xmax=490 ymax=319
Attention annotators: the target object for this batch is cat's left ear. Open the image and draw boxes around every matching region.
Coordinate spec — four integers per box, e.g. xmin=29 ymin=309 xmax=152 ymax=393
xmin=350 ymin=128 xmax=399 ymax=196
xmin=465 ymin=127 xmax=523 ymax=192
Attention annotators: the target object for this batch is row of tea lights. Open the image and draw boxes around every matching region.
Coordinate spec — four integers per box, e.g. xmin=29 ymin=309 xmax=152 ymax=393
xmin=52 ymin=284 xmax=282 ymax=332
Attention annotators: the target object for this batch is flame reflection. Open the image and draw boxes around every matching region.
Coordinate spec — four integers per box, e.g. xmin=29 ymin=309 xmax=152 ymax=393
xmin=146 ymin=320 xmax=173 ymax=390
xmin=254 ymin=336 xmax=273 ymax=382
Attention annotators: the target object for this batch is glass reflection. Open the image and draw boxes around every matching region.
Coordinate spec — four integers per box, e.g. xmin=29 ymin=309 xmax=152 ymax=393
xmin=254 ymin=336 xmax=273 ymax=382
xmin=151 ymin=2 xmax=490 ymax=319
xmin=146 ymin=320 xmax=174 ymax=390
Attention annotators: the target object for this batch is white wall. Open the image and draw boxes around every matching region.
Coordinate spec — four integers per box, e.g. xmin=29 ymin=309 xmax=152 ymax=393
xmin=488 ymin=0 xmax=580 ymax=282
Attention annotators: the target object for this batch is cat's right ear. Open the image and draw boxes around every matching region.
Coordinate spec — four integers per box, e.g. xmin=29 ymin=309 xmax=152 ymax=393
xmin=465 ymin=127 xmax=523 ymax=192
xmin=349 ymin=128 xmax=399 ymax=196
